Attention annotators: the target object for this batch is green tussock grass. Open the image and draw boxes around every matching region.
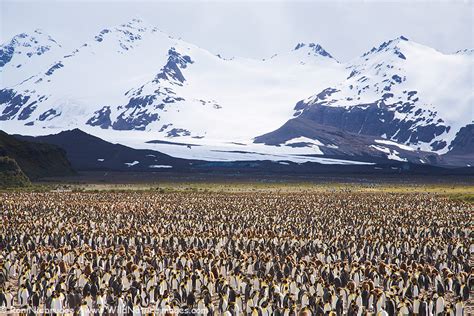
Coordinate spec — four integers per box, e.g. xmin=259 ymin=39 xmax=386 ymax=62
xmin=0 ymin=156 xmax=31 ymax=188
xmin=22 ymin=181 xmax=473 ymax=197
xmin=446 ymin=193 xmax=474 ymax=204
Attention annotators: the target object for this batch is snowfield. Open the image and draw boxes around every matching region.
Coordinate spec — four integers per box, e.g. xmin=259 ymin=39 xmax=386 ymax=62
xmin=1 ymin=19 xmax=472 ymax=164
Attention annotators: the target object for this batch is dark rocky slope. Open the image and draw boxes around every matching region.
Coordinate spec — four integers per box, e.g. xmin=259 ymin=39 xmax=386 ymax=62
xmin=0 ymin=130 xmax=75 ymax=179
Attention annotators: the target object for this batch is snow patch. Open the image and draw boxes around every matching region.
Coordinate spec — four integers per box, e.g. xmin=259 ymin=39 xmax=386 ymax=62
xmin=370 ymin=145 xmax=407 ymax=162
xmin=149 ymin=165 xmax=172 ymax=168
xmin=285 ymin=136 xmax=324 ymax=146
xmin=375 ymin=139 xmax=414 ymax=151
xmin=124 ymin=161 xmax=139 ymax=167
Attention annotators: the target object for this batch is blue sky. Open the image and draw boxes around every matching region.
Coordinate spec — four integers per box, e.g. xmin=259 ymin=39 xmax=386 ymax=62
xmin=1 ymin=0 xmax=473 ymax=61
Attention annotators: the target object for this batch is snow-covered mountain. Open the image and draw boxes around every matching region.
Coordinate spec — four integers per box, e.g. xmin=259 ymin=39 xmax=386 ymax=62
xmin=1 ymin=29 xmax=64 ymax=88
xmin=0 ymin=19 xmax=344 ymax=136
xmin=255 ymin=36 xmax=474 ymax=165
xmin=1 ymin=19 xmax=472 ymax=166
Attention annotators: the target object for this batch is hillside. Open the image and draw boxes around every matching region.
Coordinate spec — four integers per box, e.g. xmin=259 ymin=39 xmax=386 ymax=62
xmin=15 ymin=128 xmax=196 ymax=171
xmin=0 ymin=130 xmax=75 ymax=179
xmin=0 ymin=156 xmax=30 ymax=187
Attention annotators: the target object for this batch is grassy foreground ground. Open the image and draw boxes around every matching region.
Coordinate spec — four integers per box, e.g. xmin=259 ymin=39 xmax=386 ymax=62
xmin=0 ymin=180 xmax=474 ymax=204
xmin=14 ymin=175 xmax=474 ymax=203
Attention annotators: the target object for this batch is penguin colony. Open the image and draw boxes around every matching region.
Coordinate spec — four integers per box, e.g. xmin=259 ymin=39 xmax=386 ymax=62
xmin=0 ymin=191 xmax=472 ymax=315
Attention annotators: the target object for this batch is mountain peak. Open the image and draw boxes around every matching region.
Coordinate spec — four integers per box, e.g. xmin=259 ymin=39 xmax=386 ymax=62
xmin=115 ymin=18 xmax=167 ymax=35
xmin=1 ymin=30 xmax=61 ymax=69
xmin=8 ymin=29 xmax=60 ymax=46
xmin=93 ymin=18 xmax=165 ymax=45
xmin=455 ymin=48 xmax=474 ymax=56
xmin=32 ymin=29 xmax=46 ymax=36
xmin=361 ymin=36 xmax=413 ymax=60
xmin=118 ymin=18 xmax=148 ymax=30
xmin=294 ymin=42 xmax=333 ymax=58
